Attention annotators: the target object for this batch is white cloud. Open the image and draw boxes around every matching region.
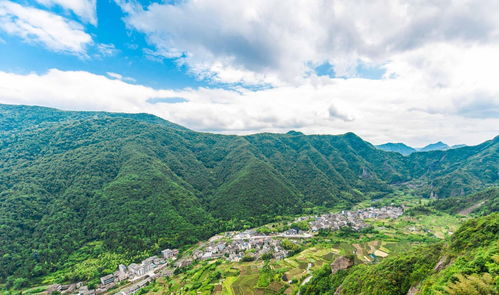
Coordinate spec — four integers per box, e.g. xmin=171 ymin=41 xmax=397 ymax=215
xmin=328 ymin=104 xmax=354 ymax=122
xmin=0 ymin=1 xmax=92 ymax=54
xmin=385 ymin=42 xmax=499 ymax=119
xmin=0 ymin=68 xmax=497 ymax=147
xmin=35 ymin=0 xmax=97 ymax=25
xmin=117 ymin=0 xmax=499 ymax=85
xmin=96 ymin=43 xmax=118 ymax=57
xmin=106 ymin=72 xmax=136 ymax=82
xmin=0 ymin=69 xmax=170 ymax=112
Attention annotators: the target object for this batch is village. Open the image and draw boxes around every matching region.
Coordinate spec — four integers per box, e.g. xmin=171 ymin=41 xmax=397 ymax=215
xmin=44 ymin=205 xmax=404 ymax=295
xmin=308 ymin=206 xmax=404 ymax=232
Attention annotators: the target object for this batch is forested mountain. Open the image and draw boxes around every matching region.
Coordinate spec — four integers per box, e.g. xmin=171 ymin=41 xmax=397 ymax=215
xmin=0 ymin=104 xmax=497 ymax=283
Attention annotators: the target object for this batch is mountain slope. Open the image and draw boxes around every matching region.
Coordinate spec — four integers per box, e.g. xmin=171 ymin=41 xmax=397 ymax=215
xmin=210 ymin=159 xmax=302 ymax=220
xmin=430 ymin=187 xmax=499 ymax=215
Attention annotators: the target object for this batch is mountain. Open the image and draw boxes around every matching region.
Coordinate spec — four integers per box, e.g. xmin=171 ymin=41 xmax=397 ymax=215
xmin=376 ymin=142 xmax=417 ymax=155
xmin=406 ymin=137 xmax=499 ymax=197
xmin=418 ymin=141 xmax=450 ymax=152
xmin=0 ymin=104 xmax=497 ymax=283
xmin=376 ymin=141 xmax=466 ymax=155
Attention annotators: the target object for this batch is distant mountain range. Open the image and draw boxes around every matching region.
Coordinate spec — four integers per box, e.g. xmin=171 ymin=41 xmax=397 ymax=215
xmin=376 ymin=141 xmax=467 ymax=155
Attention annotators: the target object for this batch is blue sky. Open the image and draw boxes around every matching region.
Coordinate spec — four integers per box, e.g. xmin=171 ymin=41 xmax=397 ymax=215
xmin=0 ymin=0 xmax=385 ymax=89
xmin=0 ymin=0 xmax=208 ymax=89
xmin=0 ymin=0 xmax=498 ymax=146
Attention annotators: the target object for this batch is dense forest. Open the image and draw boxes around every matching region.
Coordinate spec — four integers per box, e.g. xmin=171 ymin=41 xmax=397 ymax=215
xmin=0 ymin=104 xmax=497 ymax=285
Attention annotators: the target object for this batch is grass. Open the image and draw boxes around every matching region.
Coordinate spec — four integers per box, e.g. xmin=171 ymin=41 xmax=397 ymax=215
xmin=221 ymin=276 xmax=238 ymax=295
xmin=232 ymin=274 xmax=259 ymax=295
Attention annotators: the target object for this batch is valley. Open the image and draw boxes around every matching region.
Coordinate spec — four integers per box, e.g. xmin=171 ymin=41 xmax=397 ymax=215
xmin=0 ymin=104 xmax=497 ymax=295
xmin=18 ymin=194 xmax=466 ymax=295
xmin=152 ymin=199 xmax=461 ymax=295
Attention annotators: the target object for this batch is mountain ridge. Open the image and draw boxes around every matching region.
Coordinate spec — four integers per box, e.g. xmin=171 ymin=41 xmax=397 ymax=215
xmin=376 ymin=140 xmax=469 ymax=155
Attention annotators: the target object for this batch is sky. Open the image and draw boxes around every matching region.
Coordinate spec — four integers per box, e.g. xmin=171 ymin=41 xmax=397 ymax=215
xmin=0 ymin=0 xmax=498 ymax=147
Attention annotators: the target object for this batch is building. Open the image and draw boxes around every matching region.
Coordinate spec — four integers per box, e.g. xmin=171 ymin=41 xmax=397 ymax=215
xmin=127 ymin=263 xmax=141 ymax=276
xmin=116 ymin=264 xmax=128 ymax=281
xmin=100 ymin=274 xmax=115 ymax=285
xmin=174 ymin=258 xmax=192 ymax=268
xmin=161 ymin=249 xmax=179 ymax=259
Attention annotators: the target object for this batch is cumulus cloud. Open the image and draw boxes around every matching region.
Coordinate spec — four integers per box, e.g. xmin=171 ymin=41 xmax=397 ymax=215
xmin=0 ymin=68 xmax=498 ymax=146
xmin=35 ymin=0 xmax=97 ymax=25
xmin=116 ymin=0 xmax=499 ymax=85
xmin=0 ymin=1 xmax=92 ymax=54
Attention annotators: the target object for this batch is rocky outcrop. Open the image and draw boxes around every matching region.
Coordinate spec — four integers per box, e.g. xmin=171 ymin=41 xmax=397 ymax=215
xmin=406 ymin=285 xmax=419 ymax=295
xmin=331 ymin=255 xmax=354 ymax=274
xmin=360 ymin=167 xmax=372 ymax=179
xmin=433 ymin=255 xmax=450 ymax=272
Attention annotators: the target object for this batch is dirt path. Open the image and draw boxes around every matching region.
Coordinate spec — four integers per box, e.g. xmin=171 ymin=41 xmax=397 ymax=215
xmin=458 ymin=201 xmax=486 ymax=215
xmin=297 ymin=263 xmax=314 ymax=295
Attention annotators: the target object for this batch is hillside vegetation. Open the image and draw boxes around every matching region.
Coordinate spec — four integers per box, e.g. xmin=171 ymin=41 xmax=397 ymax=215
xmin=430 ymin=187 xmax=499 ymax=216
xmin=0 ymin=104 xmax=497 ymax=284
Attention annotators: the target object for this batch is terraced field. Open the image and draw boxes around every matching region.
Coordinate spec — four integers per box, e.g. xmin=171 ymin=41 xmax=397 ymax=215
xmin=232 ymin=273 xmax=259 ymax=295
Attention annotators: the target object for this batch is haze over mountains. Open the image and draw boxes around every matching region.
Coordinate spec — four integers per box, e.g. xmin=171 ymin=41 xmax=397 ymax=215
xmin=0 ymin=103 xmax=498 ymax=281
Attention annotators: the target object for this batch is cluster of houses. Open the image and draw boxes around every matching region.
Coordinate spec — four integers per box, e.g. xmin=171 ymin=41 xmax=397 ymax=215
xmin=187 ymin=206 xmax=404 ymax=264
xmin=44 ymin=206 xmax=403 ymax=295
xmin=190 ymin=230 xmax=290 ymax=262
xmin=309 ymin=206 xmax=404 ymax=232
xmin=97 ymin=253 xmax=173 ymax=288
xmin=100 ymin=249 xmax=179 ymax=294
xmin=46 ymin=282 xmax=100 ymax=295
xmin=45 ymin=249 xmax=179 ymax=295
